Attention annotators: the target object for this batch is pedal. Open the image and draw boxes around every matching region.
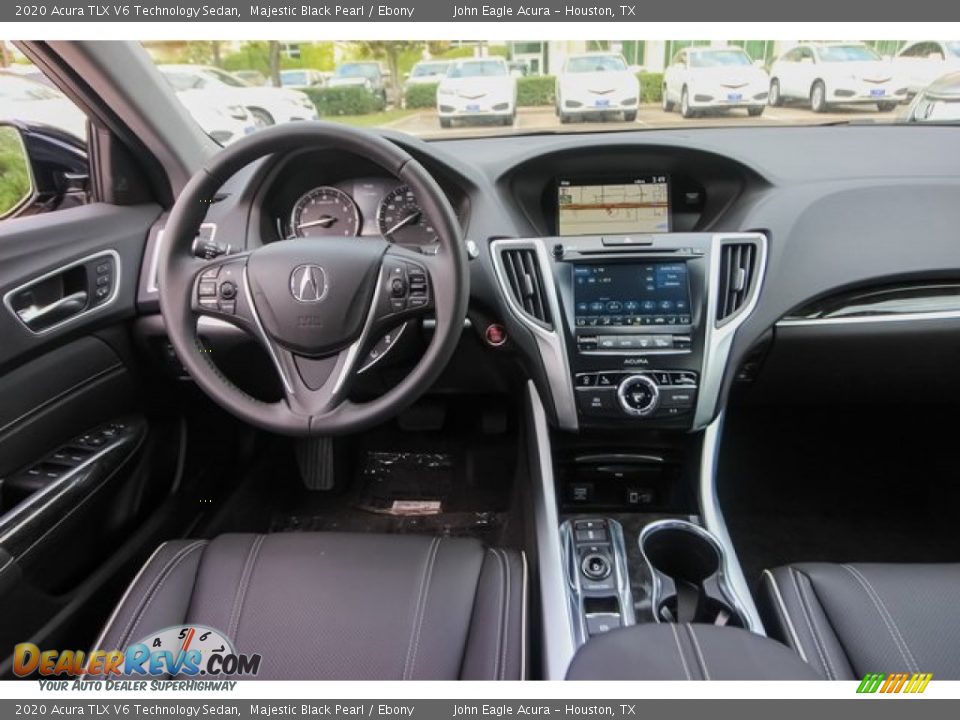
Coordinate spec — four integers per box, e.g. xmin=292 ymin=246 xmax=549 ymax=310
xmin=295 ymin=436 xmax=335 ymax=491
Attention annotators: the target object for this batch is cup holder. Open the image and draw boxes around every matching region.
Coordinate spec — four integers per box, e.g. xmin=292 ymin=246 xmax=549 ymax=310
xmin=639 ymin=519 xmax=745 ymax=627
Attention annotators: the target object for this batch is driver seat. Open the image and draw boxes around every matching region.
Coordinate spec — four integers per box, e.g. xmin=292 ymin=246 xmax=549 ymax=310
xmin=94 ymin=532 xmax=526 ymax=680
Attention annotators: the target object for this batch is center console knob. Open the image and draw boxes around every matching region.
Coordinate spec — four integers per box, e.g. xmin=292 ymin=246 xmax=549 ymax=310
xmin=617 ymin=374 xmax=660 ymax=417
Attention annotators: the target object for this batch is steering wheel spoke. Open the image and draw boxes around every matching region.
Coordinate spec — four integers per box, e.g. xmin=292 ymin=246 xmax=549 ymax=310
xmin=274 ymin=345 xmax=360 ymax=417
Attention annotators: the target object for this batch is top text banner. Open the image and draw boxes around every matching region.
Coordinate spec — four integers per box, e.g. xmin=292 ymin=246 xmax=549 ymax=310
xmin=3 ymin=0 xmax=955 ymax=22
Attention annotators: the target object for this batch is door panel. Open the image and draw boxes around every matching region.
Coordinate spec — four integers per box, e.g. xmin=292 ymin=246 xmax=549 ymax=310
xmin=0 ymin=199 xmax=170 ymax=675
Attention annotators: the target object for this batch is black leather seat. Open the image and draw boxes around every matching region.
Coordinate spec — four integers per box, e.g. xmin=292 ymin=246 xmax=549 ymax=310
xmin=565 ymin=623 xmax=819 ymax=680
xmin=95 ymin=533 xmax=526 ymax=679
xmin=760 ymin=563 xmax=960 ymax=680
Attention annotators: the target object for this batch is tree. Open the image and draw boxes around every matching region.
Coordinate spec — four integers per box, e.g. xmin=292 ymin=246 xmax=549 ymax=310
xmin=356 ymin=42 xmax=424 ymax=103
xmin=268 ymin=41 xmax=281 ymax=87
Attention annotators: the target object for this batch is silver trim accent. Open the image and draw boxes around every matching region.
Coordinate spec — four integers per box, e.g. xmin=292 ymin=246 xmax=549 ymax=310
xmin=3 ymin=250 xmax=121 ymax=336
xmin=616 ymin=374 xmax=660 ymax=417
xmin=327 ymin=266 xmax=385 ymax=399
xmin=492 ymin=239 xmax=577 ymax=431
xmin=699 ymin=413 xmax=765 ymax=634
xmin=149 ymin=223 xmax=216 ymax=294
xmin=560 ymin=518 xmax=636 ymax=649
xmin=777 ymin=308 xmax=960 ymax=327
xmin=639 ymin=518 xmax=758 ymax=632
xmin=421 ymin=317 xmax=472 ymax=330
xmin=241 ymin=266 xmax=294 ymax=395
xmin=525 ymin=382 xmax=577 ymax=679
xmin=693 ymin=233 xmax=768 ymax=429
xmin=357 ymin=321 xmax=408 ymax=375
xmin=519 ymin=550 xmax=529 ymax=680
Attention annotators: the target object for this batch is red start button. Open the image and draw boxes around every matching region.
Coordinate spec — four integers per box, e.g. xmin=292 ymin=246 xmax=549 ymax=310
xmin=485 ymin=324 xmax=507 ymax=347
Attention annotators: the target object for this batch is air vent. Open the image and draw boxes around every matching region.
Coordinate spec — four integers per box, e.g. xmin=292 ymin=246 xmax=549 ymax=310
xmin=500 ymin=248 xmax=552 ymax=327
xmin=717 ymin=242 xmax=758 ymax=322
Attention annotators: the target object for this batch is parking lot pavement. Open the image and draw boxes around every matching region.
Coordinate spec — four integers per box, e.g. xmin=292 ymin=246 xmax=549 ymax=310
xmin=385 ymin=102 xmax=902 ymax=137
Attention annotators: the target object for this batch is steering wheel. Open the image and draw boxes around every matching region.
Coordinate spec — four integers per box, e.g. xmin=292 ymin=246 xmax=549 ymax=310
xmin=158 ymin=123 xmax=469 ymax=436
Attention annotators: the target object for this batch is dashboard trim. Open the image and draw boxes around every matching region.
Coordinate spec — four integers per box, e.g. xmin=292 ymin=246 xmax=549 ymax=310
xmin=491 ymin=238 xmax=578 ymax=431
xmin=692 ymin=232 xmax=768 ymax=430
xmin=777 ymin=309 xmax=960 ymax=327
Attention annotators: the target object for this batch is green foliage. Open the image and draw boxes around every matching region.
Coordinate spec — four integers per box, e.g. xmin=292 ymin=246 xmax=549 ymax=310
xmin=404 ymin=83 xmax=438 ymax=109
xmin=638 ymin=72 xmax=664 ymax=103
xmin=0 ymin=128 xmax=31 ymax=218
xmin=222 ymin=41 xmax=271 ymax=75
xmin=517 ymin=76 xmax=556 ymax=107
xmin=302 ymin=86 xmax=386 ymax=116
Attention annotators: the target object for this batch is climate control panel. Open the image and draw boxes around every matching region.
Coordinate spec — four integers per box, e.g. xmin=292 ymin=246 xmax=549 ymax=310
xmin=574 ymin=370 xmax=697 ymax=422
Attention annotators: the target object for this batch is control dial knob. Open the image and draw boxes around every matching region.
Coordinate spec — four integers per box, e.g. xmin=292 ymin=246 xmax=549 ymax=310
xmin=617 ymin=375 xmax=660 ymax=417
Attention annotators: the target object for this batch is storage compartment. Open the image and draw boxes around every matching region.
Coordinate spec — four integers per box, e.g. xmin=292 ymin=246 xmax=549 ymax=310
xmin=640 ymin=519 xmax=745 ymax=627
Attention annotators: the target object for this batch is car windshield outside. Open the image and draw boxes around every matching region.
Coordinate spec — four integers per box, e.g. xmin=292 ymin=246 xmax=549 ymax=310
xmin=447 ymin=59 xmax=507 ymax=78
xmin=816 ymin=45 xmax=883 ymax=62
xmin=689 ymin=49 xmax=752 ymax=67
xmin=566 ymin=55 xmax=628 ymax=73
xmin=411 ymin=62 xmax=449 ymax=78
xmin=334 ymin=63 xmax=380 ymax=79
xmin=7 ymin=40 xmax=957 ymax=149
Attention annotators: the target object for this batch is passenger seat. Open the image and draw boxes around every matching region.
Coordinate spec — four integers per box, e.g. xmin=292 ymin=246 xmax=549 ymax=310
xmin=760 ymin=563 xmax=960 ymax=680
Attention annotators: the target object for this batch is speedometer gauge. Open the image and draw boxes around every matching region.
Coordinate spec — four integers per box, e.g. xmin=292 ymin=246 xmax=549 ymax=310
xmin=376 ymin=185 xmax=439 ymax=245
xmin=290 ymin=186 xmax=360 ymax=238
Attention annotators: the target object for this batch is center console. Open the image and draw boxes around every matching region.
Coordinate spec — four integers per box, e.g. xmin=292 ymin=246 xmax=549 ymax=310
xmin=492 ymin=232 xmax=766 ymax=433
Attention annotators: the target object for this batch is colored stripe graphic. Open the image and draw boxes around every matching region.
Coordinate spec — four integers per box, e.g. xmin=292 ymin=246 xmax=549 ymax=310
xmin=857 ymin=672 xmax=932 ymax=694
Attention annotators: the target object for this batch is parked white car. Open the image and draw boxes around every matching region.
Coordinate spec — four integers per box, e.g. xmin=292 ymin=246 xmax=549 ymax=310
xmin=175 ymin=91 xmax=256 ymax=145
xmin=157 ymin=64 xmax=318 ymax=127
xmin=555 ymin=53 xmax=639 ymax=123
xmin=279 ymin=69 xmax=327 ymax=90
xmin=895 ymin=41 xmax=960 ymax=95
xmin=663 ymin=46 xmax=769 ymax=118
xmin=436 ymin=58 xmax=517 ymax=128
xmin=769 ymin=43 xmax=906 ymax=113
xmin=902 ymin=70 xmax=960 ymax=122
xmin=0 ymin=73 xmax=87 ymax=139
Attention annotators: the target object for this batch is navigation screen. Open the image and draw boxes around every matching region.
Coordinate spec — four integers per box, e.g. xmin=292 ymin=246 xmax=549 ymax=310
xmin=573 ymin=263 xmax=691 ymax=327
xmin=557 ymin=176 xmax=670 ymax=236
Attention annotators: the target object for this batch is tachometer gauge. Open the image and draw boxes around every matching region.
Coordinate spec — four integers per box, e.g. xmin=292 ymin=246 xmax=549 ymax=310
xmin=376 ymin=185 xmax=439 ymax=245
xmin=290 ymin=186 xmax=360 ymax=238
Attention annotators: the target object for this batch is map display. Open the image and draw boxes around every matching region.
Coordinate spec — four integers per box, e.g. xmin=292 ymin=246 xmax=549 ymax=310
xmin=558 ymin=177 xmax=670 ymax=236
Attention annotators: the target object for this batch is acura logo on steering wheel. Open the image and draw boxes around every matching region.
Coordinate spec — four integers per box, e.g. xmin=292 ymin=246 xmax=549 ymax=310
xmin=289 ymin=264 xmax=328 ymax=303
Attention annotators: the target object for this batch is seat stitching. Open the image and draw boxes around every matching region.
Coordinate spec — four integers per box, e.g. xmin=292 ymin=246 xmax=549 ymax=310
xmin=404 ymin=537 xmax=441 ymax=680
xmin=669 ymin=623 xmax=692 ymax=680
xmin=795 ymin=570 xmax=840 ymax=680
xmin=789 ymin=568 xmax=833 ymax=679
xmin=685 ymin=624 xmax=710 ymax=681
xmin=115 ymin=541 xmax=206 ymax=649
xmin=842 ymin=565 xmax=919 ymax=673
xmin=498 ymin=549 xmax=511 ymax=680
xmin=402 ymin=537 xmax=436 ymax=679
xmin=486 ymin=548 xmax=506 ymax=680
xmin=761 ymin=570 xmax=808 ymax=664
xmin=227 ymin=535 xmax=266 ymax=648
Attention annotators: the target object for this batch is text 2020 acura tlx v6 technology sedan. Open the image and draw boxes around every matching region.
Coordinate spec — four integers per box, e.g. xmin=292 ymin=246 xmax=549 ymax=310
xmin=1 ymin=40 xmax=959 ymax=681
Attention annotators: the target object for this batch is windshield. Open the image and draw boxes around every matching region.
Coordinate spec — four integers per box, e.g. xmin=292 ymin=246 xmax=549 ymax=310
xmin=335 ymin=64 xmax=379 ymax=79
xmin=689 ymin=50 xmax=752 ymax=68
xmin=411 ymin=63 xmax=448 ymax=77
xmin=447 ymin=60 xmax=507 ymax=78
xmin=131 ymin=39 xmax=955 ymax=145
xmin=566 ymin=56 xmax=628 ymax=73
xmin=281 ymin=71 xmax=308 ymax=85
xmin=817 ymin=45 xmax=882 ymax=62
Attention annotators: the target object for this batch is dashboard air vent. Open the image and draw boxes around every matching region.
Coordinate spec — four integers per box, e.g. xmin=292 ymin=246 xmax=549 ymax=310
xmin=717 ymin=242 xmax=757 ymax=322
xmin=500 ymin=248 xmax=552 ymax=327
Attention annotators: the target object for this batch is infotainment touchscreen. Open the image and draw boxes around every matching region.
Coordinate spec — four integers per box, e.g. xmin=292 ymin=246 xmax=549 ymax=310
xmin=557 ymin=176 xmax=670 ymax=236
xmin=573 ymin=263 xmax=691 ymax=327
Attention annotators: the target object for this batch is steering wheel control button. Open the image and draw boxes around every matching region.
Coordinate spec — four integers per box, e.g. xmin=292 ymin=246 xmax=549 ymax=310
xmin=198 ymin=281 xmax=217 ymax=297
xmin=390 ymin=277 xmax=407 ymax=297
xmin=219 ymin=281 xmax=237 ymax=300
xmin=581 ymin=552 xmax=612 ymax=581
xmin=617 ymin=375 xmax=660 ymax=417
xmin=484 ymin=323 xmax=507 ymax=347
xmin=200 ymin=266 xmax=220 ymax=281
